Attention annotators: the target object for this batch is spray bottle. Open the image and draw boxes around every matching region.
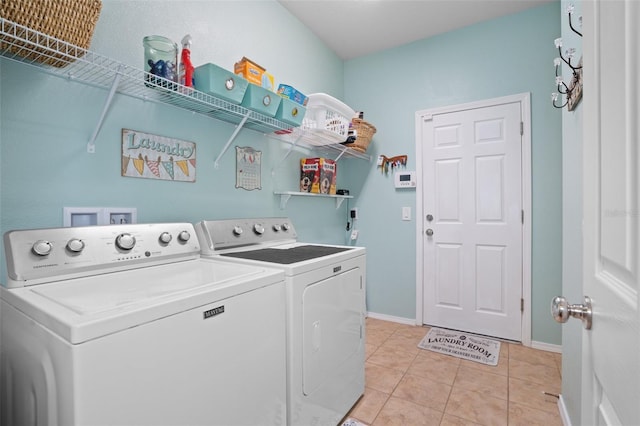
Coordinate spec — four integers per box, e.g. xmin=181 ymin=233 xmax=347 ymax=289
xmin=179 ymin=34 xmax=194 ymax=90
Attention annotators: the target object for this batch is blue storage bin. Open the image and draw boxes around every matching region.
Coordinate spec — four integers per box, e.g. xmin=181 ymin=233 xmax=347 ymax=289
xmin=275 ymin=97 xmax=306 ymax=127
xmin=240 ymin=84 xmax=281 ymax=117
xmin=193 ymin=63 xmax=248 ymax=104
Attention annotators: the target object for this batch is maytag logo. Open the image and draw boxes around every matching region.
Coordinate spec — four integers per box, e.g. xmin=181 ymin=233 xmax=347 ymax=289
xmin=333 ymin=266 xmax=342 ymax=273
xmin=203 ymin=305 xmax=225 ymax=319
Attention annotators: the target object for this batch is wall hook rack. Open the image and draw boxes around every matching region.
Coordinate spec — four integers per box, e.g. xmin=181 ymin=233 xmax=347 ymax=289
xmin=551 ymin=3 xmax=583 ymax=111
xmin=377 ymin=155 xmax=407 ymax=174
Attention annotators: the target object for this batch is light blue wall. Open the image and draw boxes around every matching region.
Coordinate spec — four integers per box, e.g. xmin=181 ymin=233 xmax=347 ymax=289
xmin=0 ymin=0 xmax=349 ymax=281
xmin=559 ymin=0 xmax=584 ymax=423
xmin=0 ymin=0 xmax=564 ymax=346
xmin=342 ymin=2 xmax=563 ymax=344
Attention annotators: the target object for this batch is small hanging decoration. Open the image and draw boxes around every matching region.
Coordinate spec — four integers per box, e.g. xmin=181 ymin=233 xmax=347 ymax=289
xmin=377 ymin=155 xmax=407 ymax=174
xmin=236 ymin=146 xmax=262 ymax=190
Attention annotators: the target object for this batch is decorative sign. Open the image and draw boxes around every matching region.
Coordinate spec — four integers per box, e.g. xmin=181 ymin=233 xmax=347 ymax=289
xmin=236 ymin=146 xmax=262 ymax=190
xmin=418 ymin=327 xmax=501 ymax=366
xmin=121 ymin=129 xmax=196 ymax=182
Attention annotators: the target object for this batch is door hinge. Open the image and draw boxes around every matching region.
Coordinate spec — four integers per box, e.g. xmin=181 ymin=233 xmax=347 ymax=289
xmin=521 ymin=298 xmax=524 ymax=312
xmin=520 ymin=121 xmax=524 ymax=136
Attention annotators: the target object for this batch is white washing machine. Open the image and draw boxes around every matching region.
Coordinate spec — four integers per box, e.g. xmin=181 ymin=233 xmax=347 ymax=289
xmin=195 ymin=218 xmax=366 ymax=426
xmin=1 ymin=223 xmax=287 ymax=426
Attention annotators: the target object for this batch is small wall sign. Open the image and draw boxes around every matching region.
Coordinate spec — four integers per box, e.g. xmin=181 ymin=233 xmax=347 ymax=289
xmin=236 ymin=146 xmax=262 ymax=190
xmin=121 ymin=129 xmax=196 ymax=182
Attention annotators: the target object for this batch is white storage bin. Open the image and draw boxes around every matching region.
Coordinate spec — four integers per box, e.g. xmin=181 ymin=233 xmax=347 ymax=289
xmin=301 ymin=93 xmax=356 ymax=145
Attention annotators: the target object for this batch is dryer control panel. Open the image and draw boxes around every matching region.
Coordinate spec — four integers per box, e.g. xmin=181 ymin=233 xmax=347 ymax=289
xmin=4 ymin=223 xmax=201 ymax=287
xmin=195 ymin=218 xmax=297 ymax=254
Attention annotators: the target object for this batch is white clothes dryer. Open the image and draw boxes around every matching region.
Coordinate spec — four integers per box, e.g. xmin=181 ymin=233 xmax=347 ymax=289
xmin=1 ymin=223 xmax=287 ymax=426
xmin=195 ymin=218 xmax=366 ymax=426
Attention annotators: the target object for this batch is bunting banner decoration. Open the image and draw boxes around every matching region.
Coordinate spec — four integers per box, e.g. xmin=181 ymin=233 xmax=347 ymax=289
xmin=121 ymin=129 xmax=196 ymax=182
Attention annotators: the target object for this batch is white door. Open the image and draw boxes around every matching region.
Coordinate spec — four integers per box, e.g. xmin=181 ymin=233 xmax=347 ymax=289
xmin=579 ymin=0 xmax=640 ymax=424
xmin=420 ymin=99 xmax=523 ymax=341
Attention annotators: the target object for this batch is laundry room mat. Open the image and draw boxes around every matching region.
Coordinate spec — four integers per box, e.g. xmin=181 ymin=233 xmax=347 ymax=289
xmin=342 ymin=418 xmax=368 ymax=426
xmin=417 ymin=327 xmax=501 ymax=366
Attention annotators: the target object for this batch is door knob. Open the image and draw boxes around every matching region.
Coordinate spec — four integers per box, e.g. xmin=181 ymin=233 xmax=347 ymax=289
xmin=551 ymin=296 xmax=592 ymax=330
xmin=426 ymin=229 xmax=434 ymax=236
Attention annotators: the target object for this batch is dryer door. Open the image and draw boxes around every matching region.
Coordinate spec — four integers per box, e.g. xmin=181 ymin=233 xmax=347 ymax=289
xmin=302 ymin=267 xmax=364 ymax=396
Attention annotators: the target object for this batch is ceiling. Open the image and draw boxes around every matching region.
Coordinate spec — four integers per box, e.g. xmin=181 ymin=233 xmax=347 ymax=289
xmin=278 ymin=0 xmax=556 ymax=60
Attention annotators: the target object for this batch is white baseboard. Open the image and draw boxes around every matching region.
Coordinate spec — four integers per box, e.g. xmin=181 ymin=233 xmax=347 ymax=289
xmin=531 ymin=340 xmax=562 ymax=353
xmin=366 ymin=311 xmax=417 ymax=326
xmin=558 ymin=394 xmax=571 ymax=426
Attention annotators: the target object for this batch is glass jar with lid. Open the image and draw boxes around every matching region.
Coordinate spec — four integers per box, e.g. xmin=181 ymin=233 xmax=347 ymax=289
xmin=143 ymin=35 xmax=178 ymax=88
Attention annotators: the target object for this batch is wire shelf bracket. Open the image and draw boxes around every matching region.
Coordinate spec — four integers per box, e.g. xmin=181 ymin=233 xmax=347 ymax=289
xmin=87 ymin=65 xmax=123 ymax=153
xmin=214 ymin=110 xmax=251 ymax=168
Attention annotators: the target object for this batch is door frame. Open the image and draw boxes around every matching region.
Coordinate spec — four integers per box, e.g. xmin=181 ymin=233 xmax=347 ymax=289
xmin=414 ymin=93 xmax=532 ymax=346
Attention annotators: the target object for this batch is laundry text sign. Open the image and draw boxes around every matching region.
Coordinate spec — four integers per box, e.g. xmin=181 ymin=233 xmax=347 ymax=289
xmin=121 ymin=129 xmax=196 ymax=182
xmin=418 ymin=327 xmax=501 ymax=366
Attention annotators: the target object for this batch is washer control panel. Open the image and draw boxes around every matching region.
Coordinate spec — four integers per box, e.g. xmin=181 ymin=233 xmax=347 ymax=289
xmin=195 ymin=218 xmax=297 ymax=254
xmin=4 ymin=223 xmax=200 ymax=287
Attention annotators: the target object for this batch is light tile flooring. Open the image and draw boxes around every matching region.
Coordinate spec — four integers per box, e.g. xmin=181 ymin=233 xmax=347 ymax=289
xmin=345 ymin=318 xmax=563 ymax=426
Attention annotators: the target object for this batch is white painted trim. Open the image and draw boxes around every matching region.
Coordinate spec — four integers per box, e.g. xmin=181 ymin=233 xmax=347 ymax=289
xmin=558 ymin=394 xmax=572 ymax=426
xmin=415 ymin=109 xmax=426 ymax=328
xmin=366 ymin=311 xmax=417 ymax=326
xmin=521 ymin=93 xmax=532 ymax=347
xmin=415 ymin=93 xmax=533 ymax=345
xmin=531 ymin=340 xmax=562 ymax=354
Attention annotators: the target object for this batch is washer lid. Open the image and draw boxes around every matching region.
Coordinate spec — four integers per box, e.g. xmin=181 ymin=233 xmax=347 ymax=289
xmin=1 ymin=258 xmax=284 ymax=344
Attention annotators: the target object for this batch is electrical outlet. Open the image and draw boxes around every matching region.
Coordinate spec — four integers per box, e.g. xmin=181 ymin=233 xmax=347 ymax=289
xmin=350 ymin=230 xmax=359 ymax=240
xmin=350 ymin=208 xmax=359 ymax=220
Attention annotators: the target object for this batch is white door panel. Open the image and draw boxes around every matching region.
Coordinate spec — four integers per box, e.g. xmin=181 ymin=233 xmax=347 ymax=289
xmin=422 ymin=101 xmax=523 ymax=341
xmin=580 ymin=0 xmax=640 ymax=424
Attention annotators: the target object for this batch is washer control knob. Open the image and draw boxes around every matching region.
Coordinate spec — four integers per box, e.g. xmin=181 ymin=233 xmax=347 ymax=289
xmin=233 ymin=226 xmax=243 ymax=236
xmin=116 ymin=233 xmax=136 ymax=250
xmin=282 ymin=223 xmax=291 ymax=231
xmin=159 ymin=232 xmax=172 ymax=244
xmin=178 ymin=230 xmax=191 ymax=242
xmin=32 ymin=240 xmax=53 ymax=256
xmin=273 ymin=224 xmax=282 ymax=232
xmin=66 ymin=238 xmax=85 ymax=253
xmin=254 ymin=224 xmax=265 ymax=235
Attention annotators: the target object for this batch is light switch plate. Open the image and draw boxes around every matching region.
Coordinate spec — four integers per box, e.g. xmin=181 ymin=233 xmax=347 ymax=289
xmin=402 ymin=207 xmax=411 ymax=221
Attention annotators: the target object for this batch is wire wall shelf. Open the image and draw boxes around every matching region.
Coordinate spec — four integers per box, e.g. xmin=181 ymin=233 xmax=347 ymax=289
xmin=0 ymin=18 xmax=291 ymax=157
xmin=0 ymin=18 xmax=371 ymax=162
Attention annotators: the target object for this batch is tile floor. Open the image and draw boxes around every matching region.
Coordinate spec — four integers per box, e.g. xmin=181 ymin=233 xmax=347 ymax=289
xmin=345 ymin=317 xmax=563 ymax=426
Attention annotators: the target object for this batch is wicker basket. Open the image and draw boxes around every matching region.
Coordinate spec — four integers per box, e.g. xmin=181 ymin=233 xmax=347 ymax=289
xmin=343 ymin=118 xmax=376 ymax=153
xmin=1 ymin=0 xmax=102 ymax=67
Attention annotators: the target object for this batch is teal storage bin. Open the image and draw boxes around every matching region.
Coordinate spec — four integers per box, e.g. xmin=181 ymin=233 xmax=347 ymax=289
xmin=240 ymin=84 xmax=281 ymax=117
xmin=193 ymin=63 xmax=248 ymax=104
xmin=275 ymin=97 xmax=306 ymax=127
